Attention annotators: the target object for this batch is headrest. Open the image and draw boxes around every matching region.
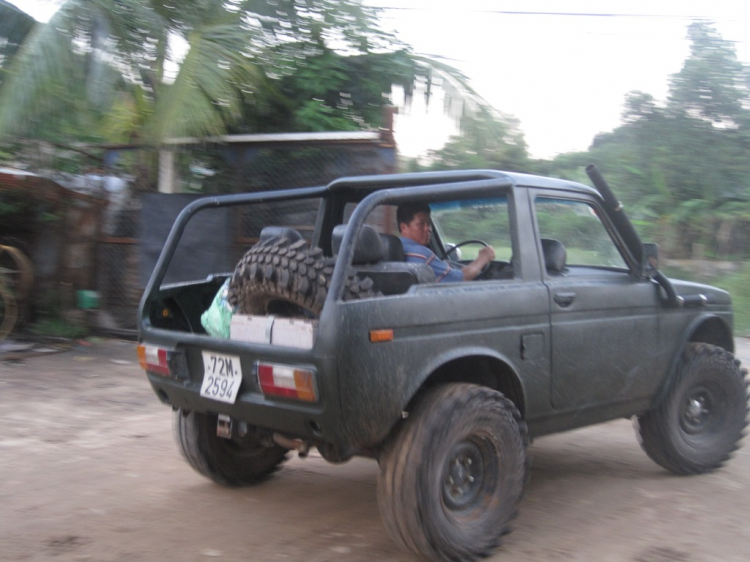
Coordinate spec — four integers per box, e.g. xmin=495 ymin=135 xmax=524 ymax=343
xmin=542 ymin=238 xmax=566 ymax=274
xmin=379 ymin=234 xmax=405 ymax=261
xmin=332 ymin=224 xmax=387 ymax=265
xmin=259 ymin=226 xmax=304 ymax=244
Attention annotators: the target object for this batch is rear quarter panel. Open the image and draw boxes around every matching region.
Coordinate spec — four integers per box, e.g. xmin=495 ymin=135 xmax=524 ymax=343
xmin=332 ymin=279 xmax=551 ymax=447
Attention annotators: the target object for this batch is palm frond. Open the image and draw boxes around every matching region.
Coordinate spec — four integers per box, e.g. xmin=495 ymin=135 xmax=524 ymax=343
xmin=0 ymin=1 xmax=36 ymax=60
xmin=0 ymin=2 xmax=82 ymax=136
xmin=148 ymin=21 xmax=266 ymax=140
xmin=409 ymin=54 xmax=496 ymax=126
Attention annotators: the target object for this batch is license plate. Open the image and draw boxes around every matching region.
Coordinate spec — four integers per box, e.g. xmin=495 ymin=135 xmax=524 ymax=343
xmin=200 ymin=351 xmax=242 ymax=404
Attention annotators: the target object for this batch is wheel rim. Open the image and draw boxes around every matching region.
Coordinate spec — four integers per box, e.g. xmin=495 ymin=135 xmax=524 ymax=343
xmin=680 ymin=384 xmax=717 ymax=435
xmin=442 ymin=440 xmax=486 ymax=510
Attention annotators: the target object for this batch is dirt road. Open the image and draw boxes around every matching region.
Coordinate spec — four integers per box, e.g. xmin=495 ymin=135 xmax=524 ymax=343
xmin=1 ymin=338 xmax=748 ymax=562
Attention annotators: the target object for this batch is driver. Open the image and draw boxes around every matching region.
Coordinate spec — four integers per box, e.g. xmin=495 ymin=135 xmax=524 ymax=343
xmin=397 ymin=202 xmax=495 ymax=282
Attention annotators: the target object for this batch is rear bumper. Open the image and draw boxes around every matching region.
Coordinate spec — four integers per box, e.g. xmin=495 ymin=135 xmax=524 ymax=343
xmin=146 ymin=371 xmax=330 ymax=441
xmin=139 ymin=329 xmax=348 ymax=445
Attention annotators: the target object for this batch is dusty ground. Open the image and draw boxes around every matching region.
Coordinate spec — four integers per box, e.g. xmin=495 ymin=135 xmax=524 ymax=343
xmin=1 ymin=338 xmax=748 ymax=562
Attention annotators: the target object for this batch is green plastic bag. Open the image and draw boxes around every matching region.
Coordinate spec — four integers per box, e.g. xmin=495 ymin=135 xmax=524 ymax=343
xmin=200 ymin=279 xmax=234 ymax=338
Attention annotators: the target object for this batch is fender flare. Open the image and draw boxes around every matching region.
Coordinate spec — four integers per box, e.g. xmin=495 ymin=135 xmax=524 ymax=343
xmin=652 ymin=313 xmax=734 ymax=407
xmin=405 ymin=345 xmax=528 ymax=416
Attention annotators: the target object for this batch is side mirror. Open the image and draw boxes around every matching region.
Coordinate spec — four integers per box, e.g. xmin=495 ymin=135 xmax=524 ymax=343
xmin=641 ymin=243 xmax=659 ymax=278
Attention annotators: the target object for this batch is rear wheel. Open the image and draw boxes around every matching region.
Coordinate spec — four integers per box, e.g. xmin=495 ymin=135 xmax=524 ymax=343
xmin=377 ymin=384 xmax=527 ymax=561
xmin=174 ymin=410 xmax=288 ymax=486
xmin=636 ymin=343 xmax=748 ymax=475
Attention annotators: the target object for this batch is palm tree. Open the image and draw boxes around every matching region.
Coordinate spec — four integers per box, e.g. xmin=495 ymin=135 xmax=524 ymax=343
xmin=0 ymin=0 xmax=493 ymax=147
xmin=1 ymin=0 xmax=266 ymax=142
xmin=0 ymin=1 xmax=35 ymax=80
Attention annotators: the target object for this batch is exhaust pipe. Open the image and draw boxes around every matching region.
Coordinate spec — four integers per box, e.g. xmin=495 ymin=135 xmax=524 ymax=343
xmin=273 ymin=433 xmax=311 ymax=458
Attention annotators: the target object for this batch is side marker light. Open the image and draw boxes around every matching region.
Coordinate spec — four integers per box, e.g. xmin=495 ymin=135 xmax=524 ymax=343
xmin=369 ymin=329 xmax=394 ymax=343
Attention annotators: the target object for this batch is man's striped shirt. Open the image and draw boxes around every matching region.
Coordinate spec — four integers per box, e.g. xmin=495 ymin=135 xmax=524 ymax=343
xmin=399 ymin=237 xmax=463 ymax=283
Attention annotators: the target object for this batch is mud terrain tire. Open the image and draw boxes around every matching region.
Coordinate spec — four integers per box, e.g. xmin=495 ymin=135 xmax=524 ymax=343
xmin=228 ymin=236 xmax=376 ymax=316
xmin=175 ymin=410 xmax=288 ymax=486
xmin=377 ymin=384 xmax=527 ymax=561
xmin=636 ymin=343 xmax=748 ymax=475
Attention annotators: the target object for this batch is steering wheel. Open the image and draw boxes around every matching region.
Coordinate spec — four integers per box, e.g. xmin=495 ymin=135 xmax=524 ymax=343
xmin=444 ymin=239 xmax=492 ymax=278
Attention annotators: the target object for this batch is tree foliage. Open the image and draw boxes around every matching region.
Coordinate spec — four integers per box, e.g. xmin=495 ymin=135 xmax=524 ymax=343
xmin=668 ymin=22 xmax=749 ymax=126
xmin=236 ymin=48 xmax=419 ymax=133
xmin=543 ymin=22 xmax=750 ymax=261
xmin=420 ymin=108 xmax=529 ymax=172
xmin=423 ymin=21 xmax=750 ymax=261
xmin=0 ymin=0 xmax=486 ymax=149
xmin=0 ymin=1 xmax=35 ymax=86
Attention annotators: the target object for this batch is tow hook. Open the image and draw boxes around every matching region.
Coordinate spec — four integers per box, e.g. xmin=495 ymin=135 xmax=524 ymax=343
xmin=216 ymin=414 xmax=232 ymax=439
xmin=273 ymin=433 xmax=311 ymax=458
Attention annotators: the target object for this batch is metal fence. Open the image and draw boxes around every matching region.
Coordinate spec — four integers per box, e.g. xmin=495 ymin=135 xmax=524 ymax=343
xmin=97 ymin=135 xmax=396 ymax=331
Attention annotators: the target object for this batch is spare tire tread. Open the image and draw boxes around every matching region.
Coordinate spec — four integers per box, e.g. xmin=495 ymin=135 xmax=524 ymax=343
xmin=228 ymin=236 xmax=378 ymax=316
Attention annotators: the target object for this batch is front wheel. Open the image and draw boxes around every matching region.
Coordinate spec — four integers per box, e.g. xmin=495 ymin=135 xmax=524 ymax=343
xmin=174 ymin=410 xmax=288 ymax=486
xmin=377 ymin=384 xmax=527 ymax=561
xmin=636 ymin=343 xmax=748 ymax=475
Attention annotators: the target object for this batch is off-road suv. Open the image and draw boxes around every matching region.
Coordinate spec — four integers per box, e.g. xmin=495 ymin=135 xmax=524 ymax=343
xmin=138 ymin=166 xmax=748 ymax=561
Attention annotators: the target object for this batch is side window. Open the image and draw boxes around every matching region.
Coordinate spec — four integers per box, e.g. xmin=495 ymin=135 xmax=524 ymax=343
xmin=534 ymin=197 xmax=627 ymax=270
xmin=342 ymin=203 xmax=398 ymax=234
xmin=431 ymin=199 xmax=512 ymax=262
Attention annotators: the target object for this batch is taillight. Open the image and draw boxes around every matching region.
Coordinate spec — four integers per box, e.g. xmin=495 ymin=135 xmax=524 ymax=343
xmin=137 ymin=344 xmax=171 ymax=377
xmin=257 ymin=362 xmax=318 ymax=402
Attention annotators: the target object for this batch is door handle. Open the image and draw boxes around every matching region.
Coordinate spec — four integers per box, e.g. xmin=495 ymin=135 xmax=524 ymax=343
xmin=554 ymin=292 xmax=576 ymax=307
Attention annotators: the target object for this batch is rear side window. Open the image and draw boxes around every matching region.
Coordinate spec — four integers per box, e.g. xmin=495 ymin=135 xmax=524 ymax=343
xmin=342 ymin=203 xmax=398 ymax=234
xmin=150 ymin=196 xmax=321 ymax=287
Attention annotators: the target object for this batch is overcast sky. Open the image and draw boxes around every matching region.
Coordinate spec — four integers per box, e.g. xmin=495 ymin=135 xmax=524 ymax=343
xmin=375 ymin=0 xmax=750 ymax=159
xmin=9 ymin=0 xmax=750 ymax=160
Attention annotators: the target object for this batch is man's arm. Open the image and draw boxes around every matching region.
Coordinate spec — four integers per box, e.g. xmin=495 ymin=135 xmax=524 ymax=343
xmin=401 ymin=236 xmax=463 ymax=282
xmin=461 ymin=246 xmax=495 ymax=281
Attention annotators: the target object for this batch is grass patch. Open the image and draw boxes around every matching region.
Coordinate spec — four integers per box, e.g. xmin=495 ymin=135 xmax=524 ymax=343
xmin=662 ymin=262 xmax=750 ymax=338
xmin=27 ymin=318 xmax=90 ymax=340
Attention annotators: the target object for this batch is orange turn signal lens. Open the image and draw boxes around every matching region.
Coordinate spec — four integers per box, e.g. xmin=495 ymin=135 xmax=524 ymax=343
xmin=369 ymin=329 xmax=394 ymax=343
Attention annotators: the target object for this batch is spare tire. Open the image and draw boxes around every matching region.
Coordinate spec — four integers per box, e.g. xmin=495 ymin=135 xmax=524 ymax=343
xmin=227 ymin=236 xmax=377 ymax=317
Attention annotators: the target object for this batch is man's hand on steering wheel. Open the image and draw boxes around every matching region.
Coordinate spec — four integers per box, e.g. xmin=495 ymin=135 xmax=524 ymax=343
xmin=463 ymin=245 xmax=495 ymax=280
xmin=445 ymin=240 xmax=495 ymax=281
